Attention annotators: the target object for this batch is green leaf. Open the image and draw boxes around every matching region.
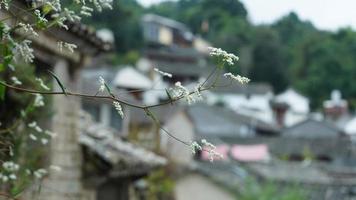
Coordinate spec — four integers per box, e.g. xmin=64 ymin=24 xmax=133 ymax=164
xmin=104 ymin=82 xmax=115 ymax=97
xmin=165 ymin=89 xmax=174 ymax=105
xmin=0 ymin=64 xmax=4 ymax=72
xmin=48 ymin=70 xmax=67 ymax=96
xmin=0 ymin=84 xmax=5 ymax=101
xmin=42 ymin=4 xmax=53 ymax=14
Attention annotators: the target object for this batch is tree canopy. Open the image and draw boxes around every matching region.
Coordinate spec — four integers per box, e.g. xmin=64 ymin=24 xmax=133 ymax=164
xmin=86 ymin=0 xmax=356 ymax=110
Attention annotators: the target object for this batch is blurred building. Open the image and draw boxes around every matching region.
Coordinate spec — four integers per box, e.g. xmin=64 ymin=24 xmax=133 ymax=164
xmin=139 ymin=13 xmax=213 ymax=88
xmin=0 ymin=7 xmax=115 ymax=200
xmin=205 ymin=80 xmax=275 ymax=124
xmin=142 ymin=13 xmax=194 ymax=47
xmin=272 ymin=88 xmax=310 ymax=127
xmin=79 ymin=112 xmax=166 ymax=200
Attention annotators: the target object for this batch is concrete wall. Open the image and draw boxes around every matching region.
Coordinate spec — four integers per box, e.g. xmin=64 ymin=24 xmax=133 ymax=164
xmin=175 ymin=173 xmax=235 ymax=200
xmin=38 ymin=60 xmax=83 ymax=200
xmin=161 ymin=111 xmax=195 ymax=165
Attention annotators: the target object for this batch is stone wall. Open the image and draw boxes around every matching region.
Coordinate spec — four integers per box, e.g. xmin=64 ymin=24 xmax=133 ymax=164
xmin=38 ymin=60 xmax=83 ymax=200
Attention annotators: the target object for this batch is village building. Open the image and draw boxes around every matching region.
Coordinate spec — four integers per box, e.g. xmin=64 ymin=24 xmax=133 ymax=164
xmin=205 ymin=81 xmax=275 ymax=124
xmin=138 ymin=13 xmax=213 ymax=86
xmin=272 ymin=88 xmax=310 ymax=127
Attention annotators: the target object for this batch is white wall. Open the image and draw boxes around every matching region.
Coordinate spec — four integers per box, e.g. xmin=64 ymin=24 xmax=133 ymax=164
xmin=161 ymin=111 xmax=195 ymax=165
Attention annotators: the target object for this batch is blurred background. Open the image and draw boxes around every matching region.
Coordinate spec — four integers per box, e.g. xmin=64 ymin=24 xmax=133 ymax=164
xmin=78 ymin=0 xmax=356 ymax=199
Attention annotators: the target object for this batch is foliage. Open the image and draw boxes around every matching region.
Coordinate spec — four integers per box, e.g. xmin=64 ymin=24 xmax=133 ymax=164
xmin=145 ymin=169 xmax=175 ymax=200
xmin=91 ymin=0 xmax=356 ymax=109
xmin=239 ymin=178 xmax=307 ymax=200
xmin=0 ymin=62 xmax=52 ymax=195
xmin=85 ymin=0 xmax=144 ymax=53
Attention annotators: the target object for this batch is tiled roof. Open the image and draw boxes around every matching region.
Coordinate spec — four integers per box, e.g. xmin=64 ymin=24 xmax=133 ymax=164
xmin=186 ymin=104 xmax=277 ymax=137
xmin=207 ymin=73 xmax=273 ymax=95
xmin=19 ymin=0 xmax=112 ymax=52
xmin=282 ymin=118 xmax=342 ymax=139
xmin=79 ymin=112 xmax=166 ymax=174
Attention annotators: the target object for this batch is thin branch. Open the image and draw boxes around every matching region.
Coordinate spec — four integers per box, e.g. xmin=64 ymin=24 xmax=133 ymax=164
xmin=0 ymin=80 xmax=215 ymax=110
xmin=201 ymin=66 xmax=218 ymax=87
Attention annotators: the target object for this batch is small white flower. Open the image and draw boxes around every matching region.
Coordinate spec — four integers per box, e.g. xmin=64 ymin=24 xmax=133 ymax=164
xmin=2 ymin=161 xmax=19 ymax=172
xmin=18 ymin=23 xmax=38 ymax=37
xmin=54 ymin=16 xmax=68 ymax=30
xmin=0 ymin=0 xmax=10 ymax=10
xmin=34 ymin=168 xmax=47 ymax=179
xmin=11 ymin=76 xmax=22 ymax=85
xmin=80 ymin=6 xmax=93 ymax=16
xmin=190 ymin=141 xmax=202 ymax=154
xmin=14 ymin=40 xmax=34 ymax=63
xmin=98 ymin=76 xmax=105 ymax=92
xmin=208 ymin=47 xmax=239 ymax=65
xmin=28 ymin=121 xmax=37 ymax=128
xmin=9 ymin=174 xmax=16 ymax=180
xmin=45 ymin=130 xmax=57 ymax=138
xmin=35 ymin=78 xmax=50 ymax=90
xmin=171 ymin=82 xmax=202 ymax=104
xmin=223 ymin=73 xmax=250 ymax=84
xmin=45 ymin=0 xmax=61 ymax=12
xmin=41 ymin=138 xmax=48 ymax=145
xmin=113 ymin=101 xmax=124 ymax=118
xmin=49 ymin=165 xmax=62 ymax=172
xmin=29 ymin=134 xmax=37 ymax=141
xmin=63 ymin=8 xmax=81 ymax=22
xmin=201 ymin=139 xmax=223 ymax=162
xmin=33 ymin=94 xmax=45 ymax=107
xmin=2 ymin=175 xmax=8 ymax=182
xmin=154 ymin=68 xmax=172 ymax=78
xmin=28 ymin=121 xmax=43 ymax=133
xmin=34 ymin=9 xmax=48 ymax=24
xmin=57 ymin=41 xmax=77 ymax=53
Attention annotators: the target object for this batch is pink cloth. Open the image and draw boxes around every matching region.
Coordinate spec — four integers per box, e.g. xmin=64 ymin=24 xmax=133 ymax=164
xmin=201 ymin=144 xmax=229 ymax=161
xmin=230 ymin=144 xmax=269 ymax=162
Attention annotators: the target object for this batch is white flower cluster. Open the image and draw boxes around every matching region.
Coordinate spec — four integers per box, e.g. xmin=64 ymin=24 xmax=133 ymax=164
xmin=113 ymin=101 xmax=124 ymax=118
xmin=44 ymin=130 xmax=57 ymax=138
xmin=0 ymin=161 xmax=19 ymax=182
xmin=57 ymin=41 xmax=77 ymax=53
xmin=91 ymin=0 xmax=113 ymax=11
xmin=190 ymin=141 xmax=202 ymax=154
xmin=34 ymin=10 xmax=49 ymax=24
xmin=26 ymin=165 xmax=60 ymax=178
xmin=98 ymin=76 xmax=105 ymax=92
xmin=201 ymin=139 xmax=224 ymax=162
xmin=49 ymin=165 xmax=62 ymax=172
xmin=14 ymin=40 xmax=34 ymax=63
xmin=80 ymin=6 xmax=94 ymax=16
xmin=28 ymin=121 xmax=50 ymax=145
xmin=18 ymin=23 xmax=38 ymax=37
xmin=171 ymin=82 xmax=202 ymax=104
xmin=61 ymin=8 xmax=82 ymax=22
xmin=28 ymin=121 xmax=43 ymax=133
xmin=11 ymin=76 xmax=22 ymax=85
xmin=223 ymin=72 xmax=250 ymax=84
xmin=208 ymin=47 xmax=239 ymax=65
xmin=0 ymin=0 xmax=10 ymax=10
xmin=34 ymin=168 xmax=47 ymax=179
xmin=189 ymin=139 xmax=223 ymax=162
xmin=2 ymin=161 xmax=19 ymax=172
xmin=28 ymin=122 xmax=54 ymax=145
xmin=33 ymin=94 xmax=45 ymax=107
xmin=45 ymin=0 xmax=61 ymax=12
xmin=36 ymin=78 xmax=51 ymax=90
xmin=154 ymin=68 xmax=172 ymax=78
